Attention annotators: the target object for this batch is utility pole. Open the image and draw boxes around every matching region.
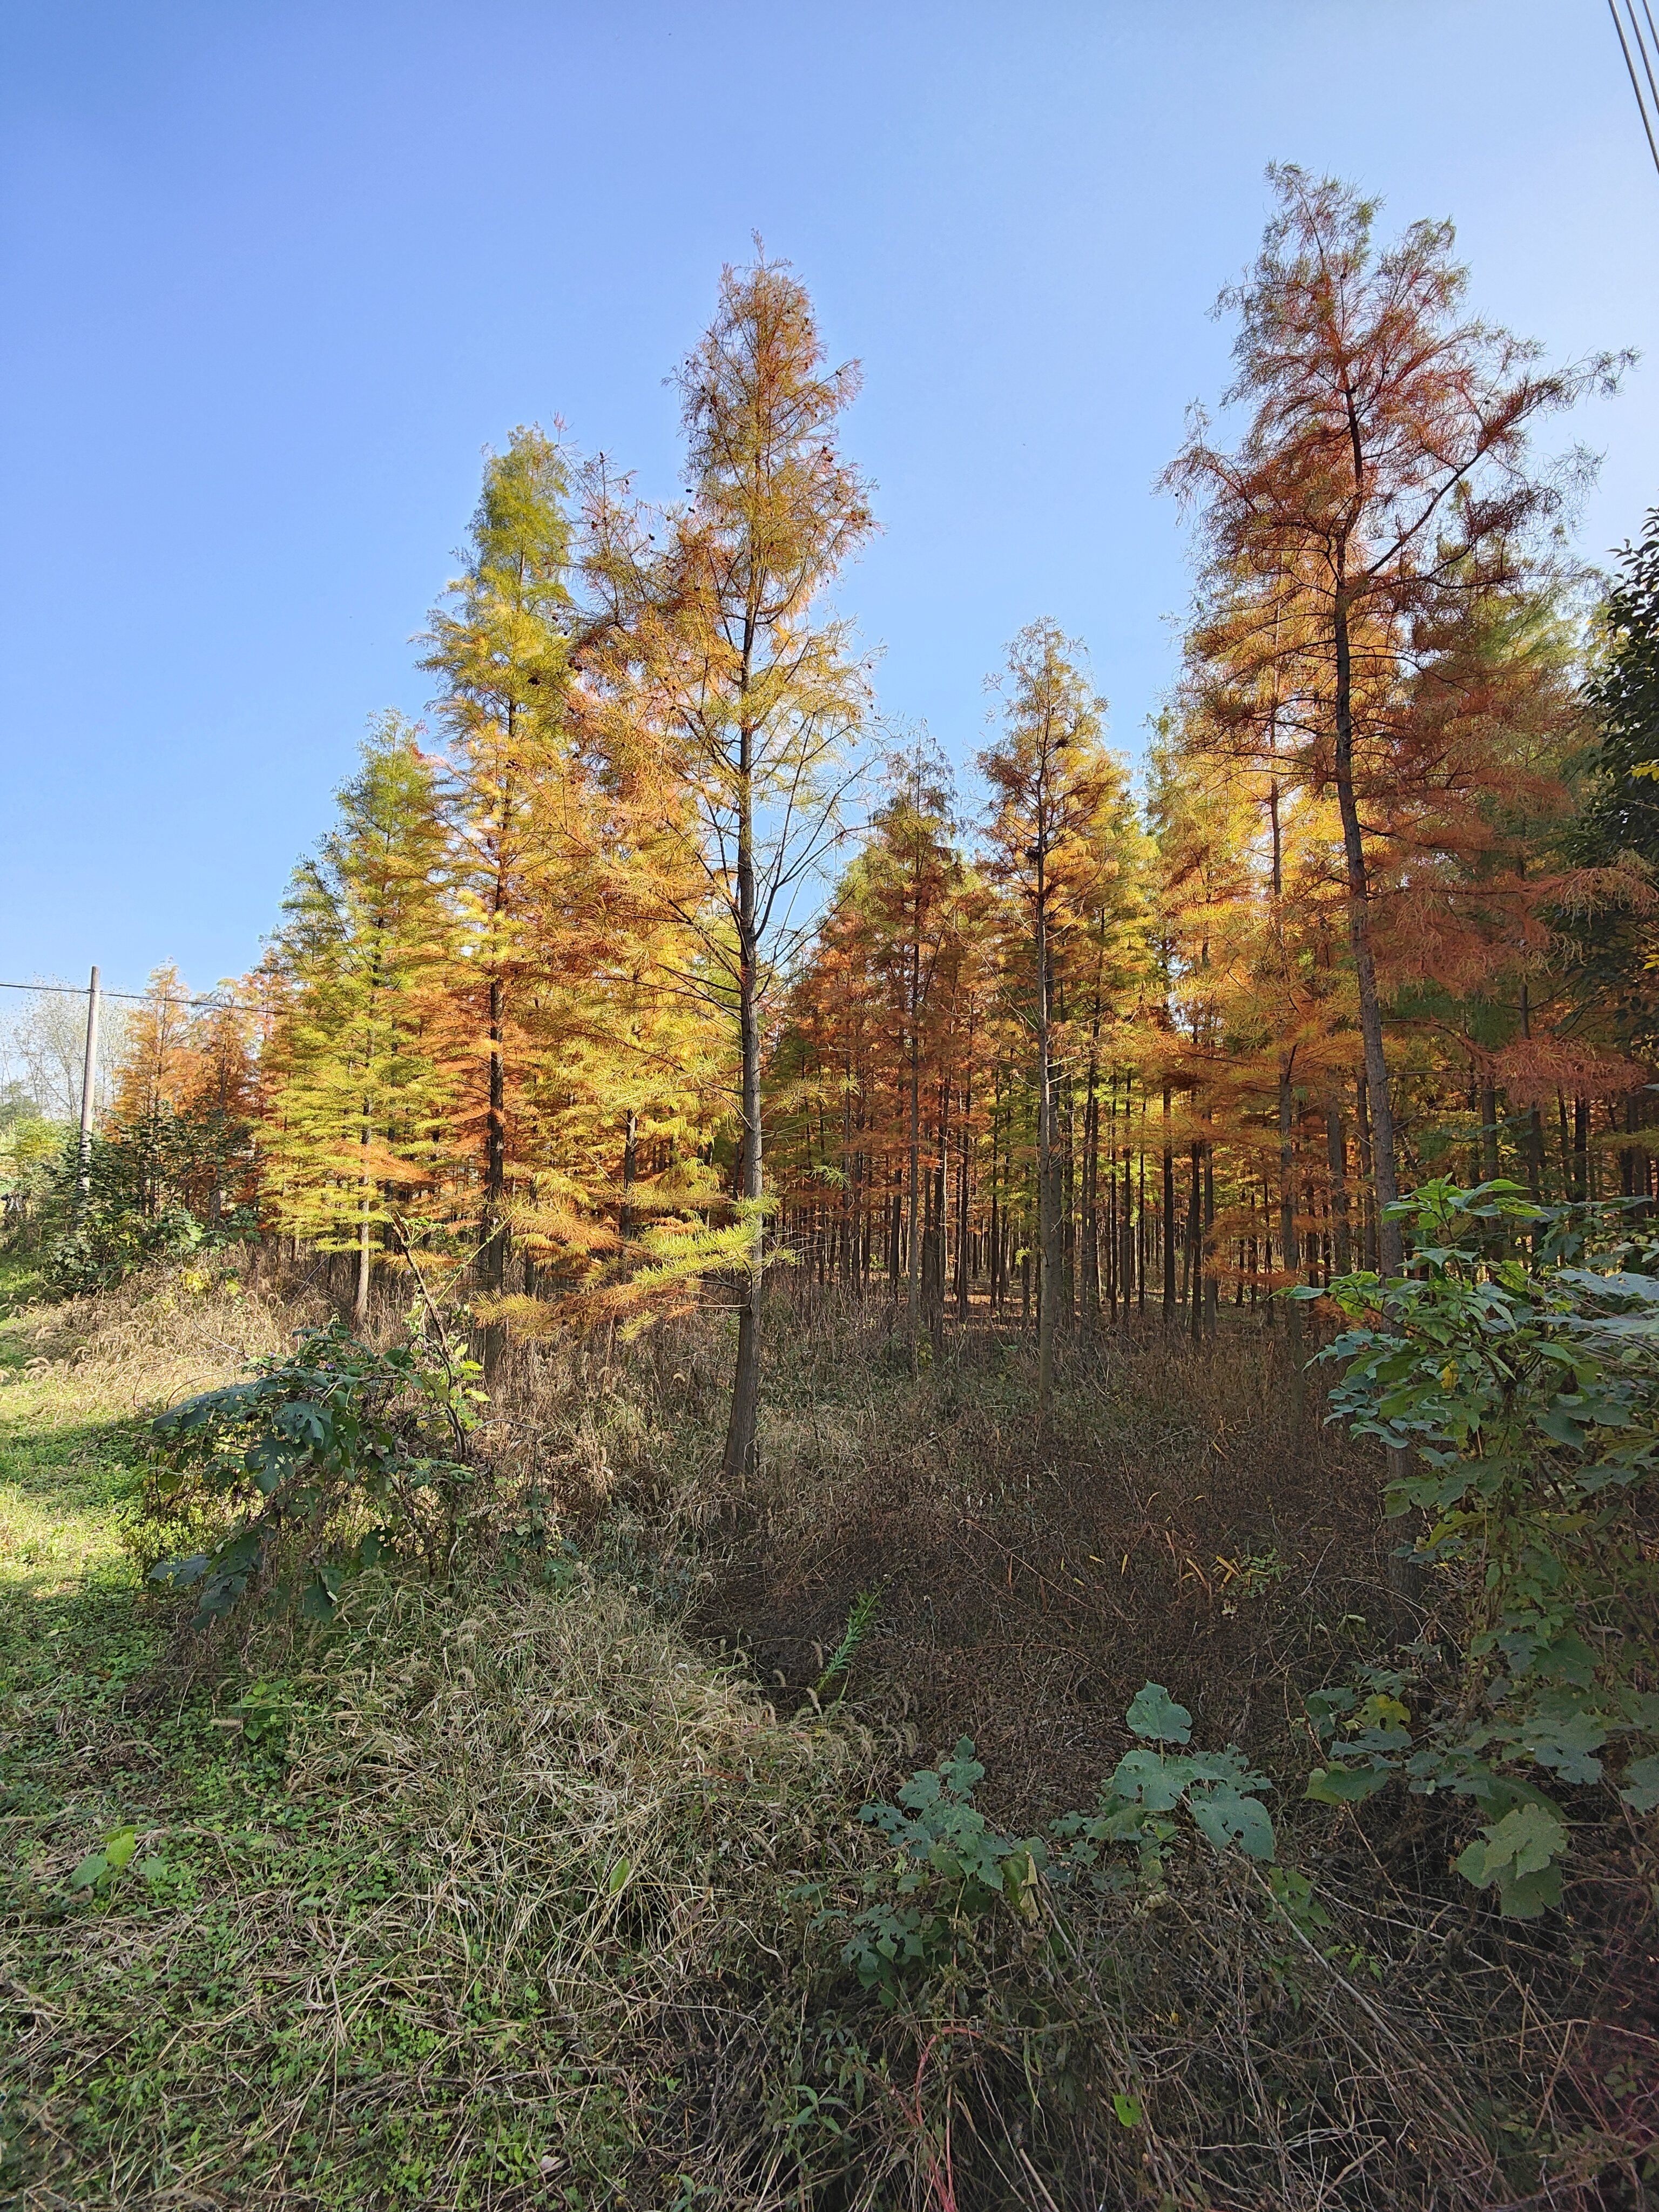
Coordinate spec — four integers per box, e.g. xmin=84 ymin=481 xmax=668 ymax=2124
xmin=73 ymin=965 xmax=100 ymax=1224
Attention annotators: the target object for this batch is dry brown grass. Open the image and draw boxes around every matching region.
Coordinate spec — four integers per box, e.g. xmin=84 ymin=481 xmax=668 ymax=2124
xmin=5 ymin=1245 xmax=331 ymax=1420
xmin=492 ymin=1282 xmax=1407 ymax=1821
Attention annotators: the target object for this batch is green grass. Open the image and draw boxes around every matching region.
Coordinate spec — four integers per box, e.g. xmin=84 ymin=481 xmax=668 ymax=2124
xmin=0 ymin=1256 xmax=143 ymax=1596
xmin=0 ymin=1259 xmax=137 ymax=1593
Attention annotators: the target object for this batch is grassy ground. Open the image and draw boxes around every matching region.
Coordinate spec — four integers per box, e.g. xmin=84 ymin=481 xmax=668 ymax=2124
xmin=1 ymin=1253 xmax=1653 ymax=2208
xmin=0 ymin=1260 xmax=877 ymax=2208
xmin=0 ymin=1255 xmax=141 ymax=1595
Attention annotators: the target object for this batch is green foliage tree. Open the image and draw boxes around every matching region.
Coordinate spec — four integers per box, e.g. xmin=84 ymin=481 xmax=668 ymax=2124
xmin=422 ymin=426 xmax=575 ymax=1363
xmin=1565 ymin=503 xmax=1659 ymax=1051
xmin=265 ymin=715 xmax=456 ymax=1320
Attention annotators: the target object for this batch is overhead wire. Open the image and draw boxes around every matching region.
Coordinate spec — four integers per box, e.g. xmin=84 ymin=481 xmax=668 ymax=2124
xmin=1610 ymin=0 xmax=1659 ymax=180
xmin=0 ymin=980 xmax=245 ymax=1011
xmin=1628 ymin=0 xmax=1659 ymax=148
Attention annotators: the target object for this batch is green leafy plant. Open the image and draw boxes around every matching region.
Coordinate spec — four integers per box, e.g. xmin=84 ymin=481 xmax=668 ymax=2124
xmin=813 ymin=1586 xmax=882 ymax=1702
xmin=836 ymin=1734 xmax=1044 ymax=1999
xmin=495 ymin=1482 xmax=584 ymax=1589
xmin=1302 ymin=1181 xmax=1659 ymax=1916
xmin=834 ymin=1739 xmax=1047 ymax=1995
xmin=45 ymin=1107 xmax=258 ymax=1293
xmin=1216 ymin=1547 xmax=1284 ymax=1615
xmin=1050 ymin=1681 xmax=1276 ymax=1885
xmin=145 ymin=1319 xmax=482 ymax=1629
xmin=68 ymin=1823 xmax=167 ymax=1899
xmin=830 ymin=1683 xmax=1277 ymax=1997
xmin=228 ymin=1678 xmax=295 ymax=1751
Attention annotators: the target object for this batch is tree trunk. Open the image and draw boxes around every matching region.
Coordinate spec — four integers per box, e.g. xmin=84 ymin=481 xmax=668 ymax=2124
xmin=1574 ymin=1094 xmax=1589 ymax=1205
xmin=956 ymin=1064 xmax=972 ymax=1324
xmin=355 ymin=1090 xmax=373 ymax=1331
xmin=1280 ymin=1062 xmax=1304 ymax=1425
xmin=1332 ymin=589 xmax=1403 ymax=1274
xmin=1081 ymin=1060 xmax=1101 ymax=1331
xmin=481 ymin=973 xmax=508 ymax=1377
xmin=723 ymin=738 xmax=764 ymax=1486
xmin=620 ymin=1108 xmax=638 ymax=1243
xmin=1325 ymin=1100 xmax=1351 ymax=1277
xmin=929 ymin=1092 xmax=948 ymax=1365
xmin=1162 ymin=1085 xmax=1177 ymax=1325
xmin=1187 ymin=1141 xmax=1203 ymax=1347
xmin=904 ymin=945 xmax=923 ymax=1372
xmin=1036 ymin=880 xmax=1059 ymax=1428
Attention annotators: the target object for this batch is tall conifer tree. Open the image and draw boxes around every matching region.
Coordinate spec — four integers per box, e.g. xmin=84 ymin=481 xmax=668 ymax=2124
xmin=423 ymin=427 xmax=575 ymax=1361
xmin=1168 ymin=166 xmax=1618 ymax=1267
xmin=583 ymin=254 xmax=873 ymax=1480
xmin=980 ymin=622 xmax=1123 ymax=1425
xmin=265 ymin=714 xmax=454 ymax=1321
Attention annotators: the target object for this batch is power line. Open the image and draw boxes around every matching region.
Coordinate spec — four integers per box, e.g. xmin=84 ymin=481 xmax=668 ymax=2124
xmin=1610 ymin=0 xmax=1659 ymax=180
xmin=0 ymin=980 xmax=246 ymax=1010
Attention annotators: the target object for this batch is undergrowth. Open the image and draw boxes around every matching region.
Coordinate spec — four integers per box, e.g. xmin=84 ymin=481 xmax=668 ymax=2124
xmin=1 ymin=1251 xmax=1654 ymax=2208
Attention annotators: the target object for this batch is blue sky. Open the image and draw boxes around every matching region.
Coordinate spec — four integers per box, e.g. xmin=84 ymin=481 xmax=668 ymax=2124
xmin=3 ymin=0 xmax=1656 ymax=996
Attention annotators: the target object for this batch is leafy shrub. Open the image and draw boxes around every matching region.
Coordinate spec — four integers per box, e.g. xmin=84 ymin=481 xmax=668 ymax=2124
xmin=49 ymin=1199 xmax=223 ymax=1296
xmin=0 ymin=1107 xmax=65 ymax=1247
xmin=1303 ymin=1180 xmax=1659 ymax=1915
xmin=44 ymin=1107 xmax=257 ymax=1293
xmin=145 ymin=1320 xmax=481 ymax=1629
xmin=1050 ymin=1680 xmax=1277 ymax=1883
xmin=826 ymin=1682 xmax=1276 ymax=1995
xmin=832 ymin=1737 xmax=1048 ymax=1993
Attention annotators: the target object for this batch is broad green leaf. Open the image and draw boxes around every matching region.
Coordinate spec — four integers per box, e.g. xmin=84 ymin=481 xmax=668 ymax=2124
xmin=1110 ymin=1748 xmax=1189 ymax=1812
xmin=150 ymin=1552 xmax=210 ymax=1588
xmin=1188 ymin=1786 xmax=1275 ymax=1860
xmin=1305 ymin=1764 xmax=1392 ymax=1805
xmin=1457 ymin=1800 xmax=1569 ymax=1907
xmin=299 ymin=1567 xmax=341 ymax=1621
xmin=1491 ymin=1862 xmax=1564 ymax=1919
xmin=1539 ymin=1406 xmax=1587 ymax=1450
xmin=1125 ymin=1682 xmax=1191 ymax=1744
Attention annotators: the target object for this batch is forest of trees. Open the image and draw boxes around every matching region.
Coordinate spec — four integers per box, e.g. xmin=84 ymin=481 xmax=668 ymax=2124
xmin=22 ymin=172 xmax=1654 ymax=1437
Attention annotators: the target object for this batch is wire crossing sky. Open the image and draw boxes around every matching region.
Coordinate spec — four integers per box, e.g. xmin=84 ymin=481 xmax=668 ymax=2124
xmin=2 ymin=0 xmax=1656 ymax=998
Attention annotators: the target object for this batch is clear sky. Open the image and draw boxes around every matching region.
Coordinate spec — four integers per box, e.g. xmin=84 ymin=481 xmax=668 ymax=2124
xmin=3 ymin=0 xmax=1656 ymax=998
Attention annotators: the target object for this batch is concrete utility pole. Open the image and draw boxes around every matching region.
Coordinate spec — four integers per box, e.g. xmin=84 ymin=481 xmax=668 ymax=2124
xmin=73 ymin=966 xmax=100 ymax=1224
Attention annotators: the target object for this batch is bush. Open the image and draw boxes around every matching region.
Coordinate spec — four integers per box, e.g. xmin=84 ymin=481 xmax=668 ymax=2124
xmin=821 ymin=1681 xmax=1276 ymax=1997
xmin=1303 ymin=1179 xmax=1659 ymax=1914
xmin=143 ymin=1319 xmax=482 ymax=1629
xmin=43 ymin=1106 xmax=257 ymax=1293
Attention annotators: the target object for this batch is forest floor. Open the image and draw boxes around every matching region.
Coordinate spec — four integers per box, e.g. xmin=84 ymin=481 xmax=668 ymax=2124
xmin=1 ymin=1250 xmax=1653 ymax=2210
